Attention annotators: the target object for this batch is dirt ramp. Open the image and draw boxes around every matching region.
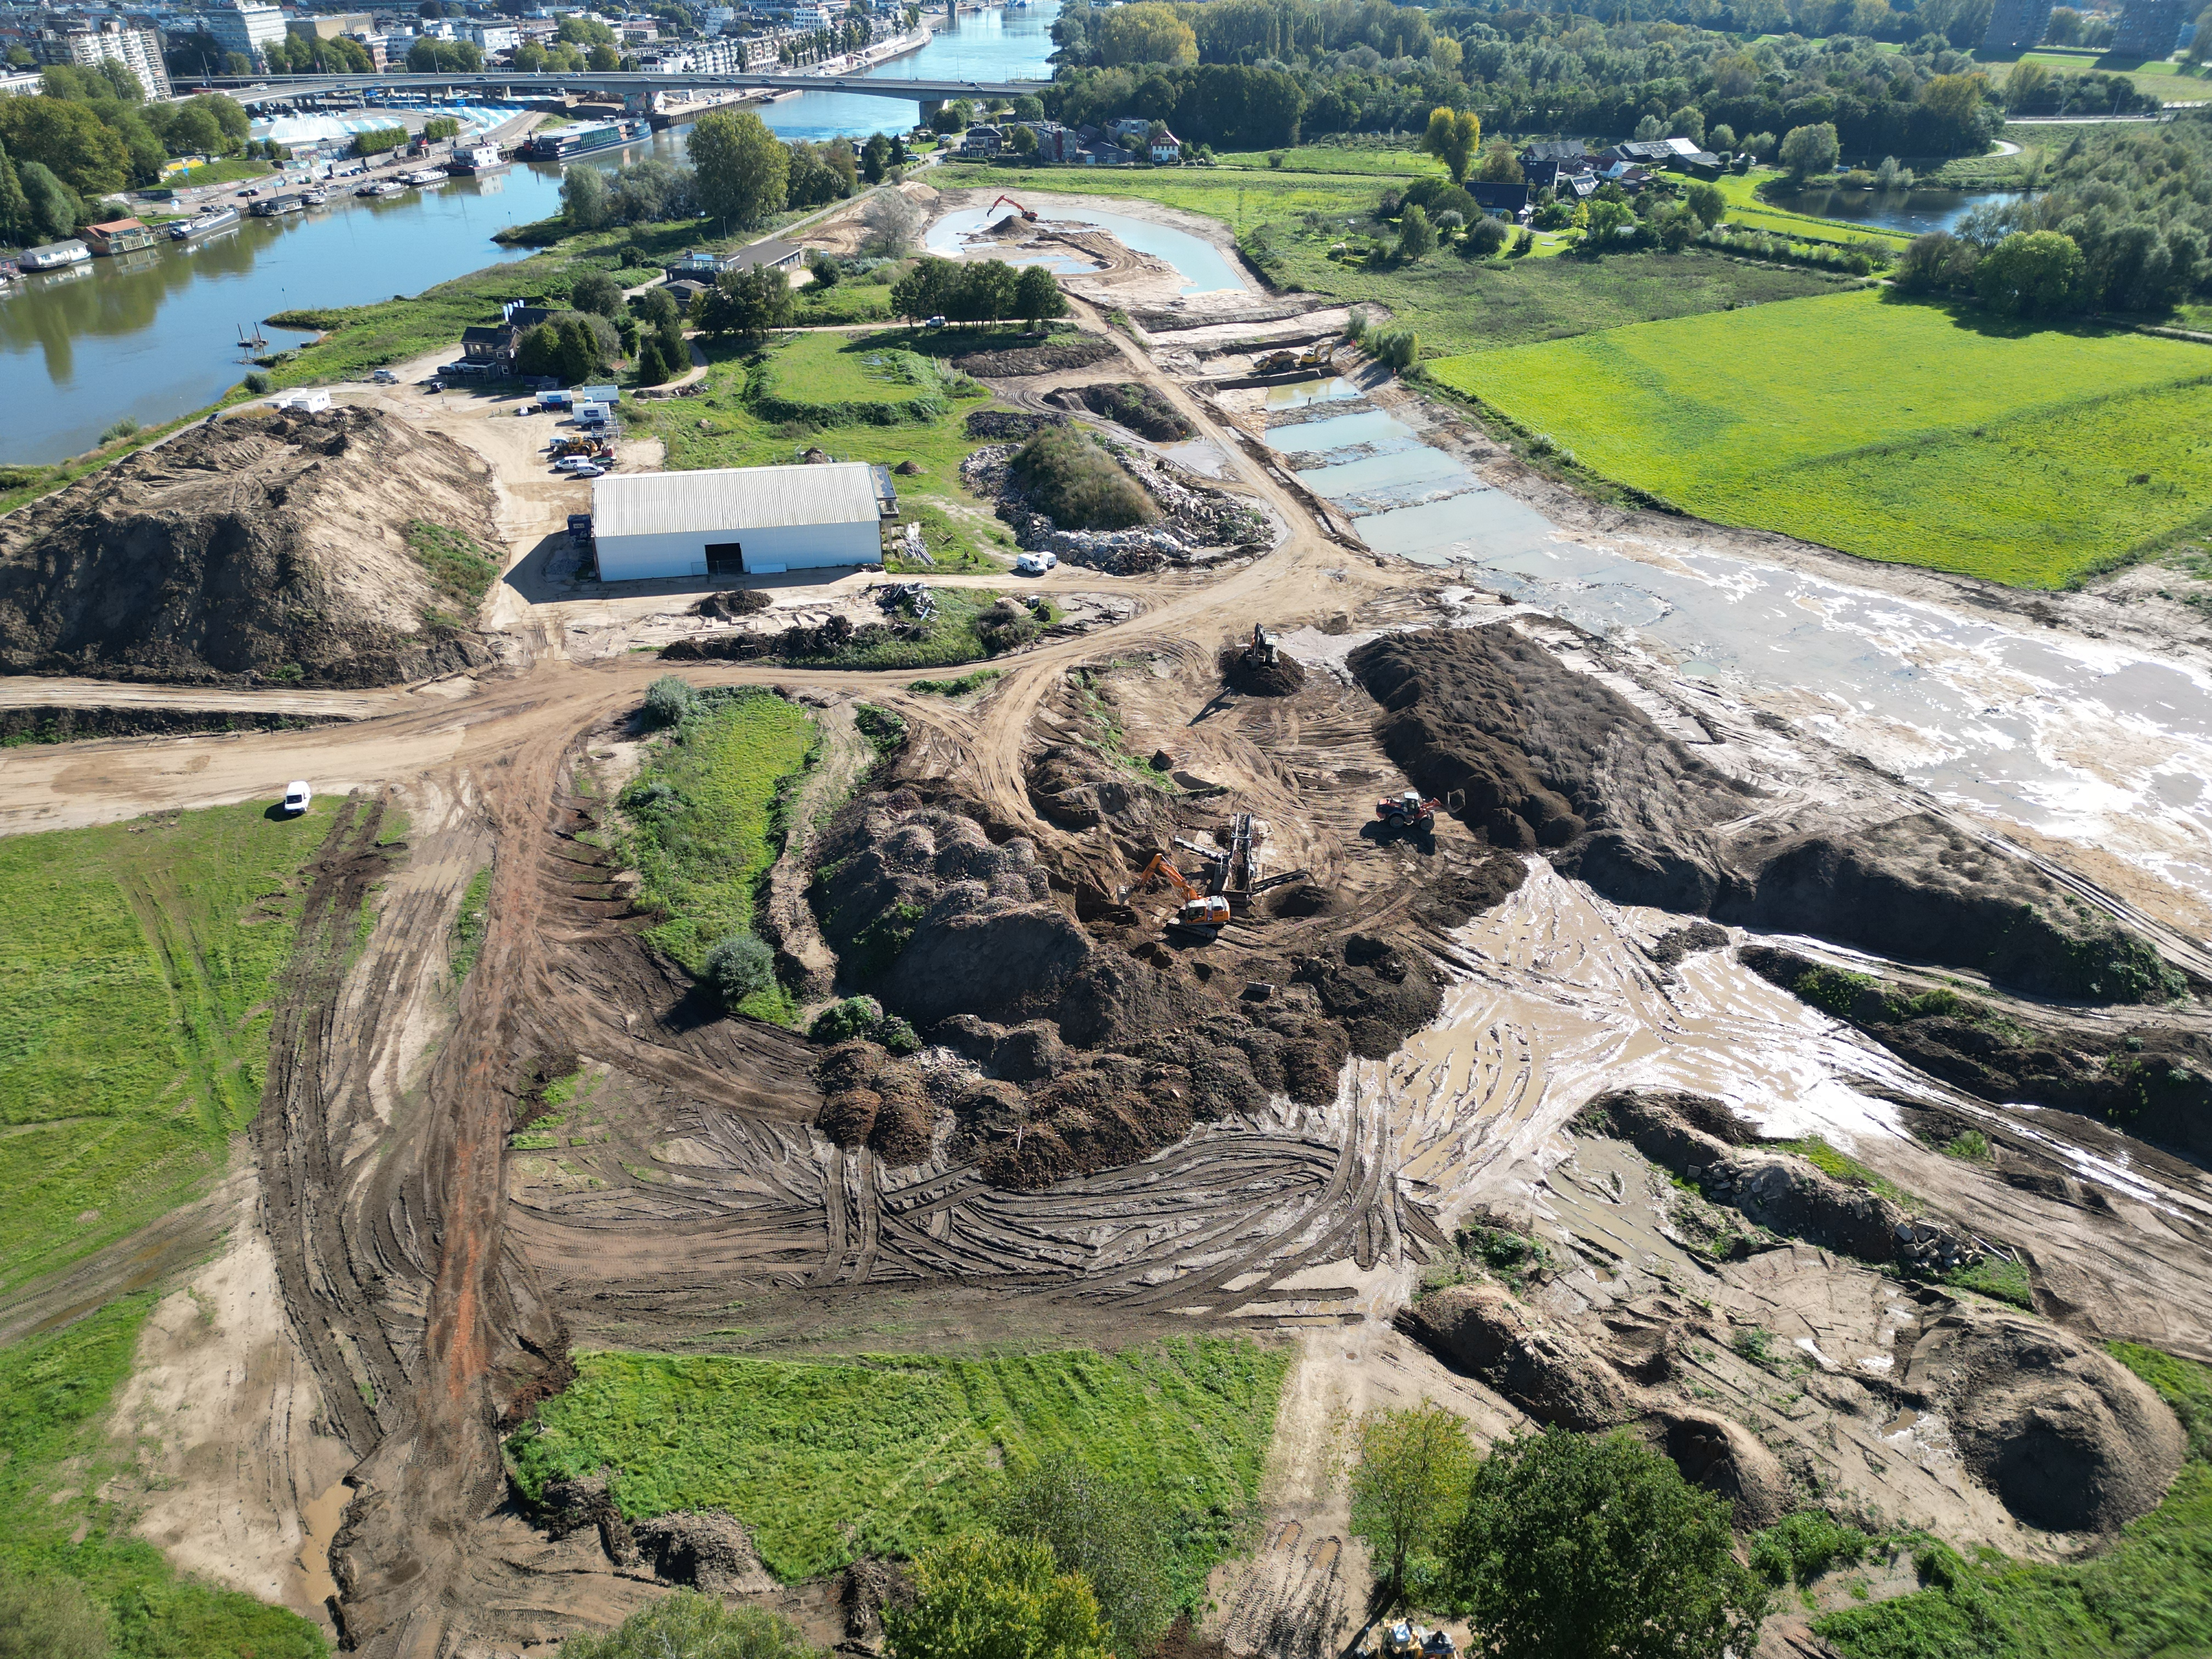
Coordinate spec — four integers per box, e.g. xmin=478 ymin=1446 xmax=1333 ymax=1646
xmin=0 ymin=407 xmax=500 ymax=686
xmin=1903 ymin=1311 xmax=2184 ymax=1532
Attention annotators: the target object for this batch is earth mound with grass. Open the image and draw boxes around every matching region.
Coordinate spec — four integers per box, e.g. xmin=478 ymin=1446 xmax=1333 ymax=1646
xmin=0 ymin=405 xmax=500 ymax=686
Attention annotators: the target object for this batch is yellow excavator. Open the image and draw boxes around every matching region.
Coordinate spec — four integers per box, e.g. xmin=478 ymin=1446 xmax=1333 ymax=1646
xmin=1121 ymin=852 xmax=1231 ymax=939
xmin=1253 ymin=342 xmax=1335 ymax=375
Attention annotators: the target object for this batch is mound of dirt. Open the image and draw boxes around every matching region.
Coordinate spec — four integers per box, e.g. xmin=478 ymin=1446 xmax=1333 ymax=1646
xmin=1902 ymin=1309 xmax=2183 ymax=1532
xmin=0 ymin=407 xmax=499 ymax=686
xmin=1740 ymin=945 xmax=2212 ymax=1155
xmin=814 ymin=1039 xmax=951 ymax=1166
xmin=956 ymin=336 xmax=1118 ymax=379
xmin=1048 ymin=382 xmax=1193 ymax=442
xmin=1350 ymin=627 xmax=2185 ymax=1003
xmin=692 ymin=588 xmax=772 ymax=619
xmin=1396 ymin=1283 xmax=1637 ymax=1430
xmin=1656 ymin=1408 xmax=1792 ymax=1529
xmin=631 ymin=1511 xmax=776 ymax=1595
xmin=964 ymin=409 xmax=1065 ymax=441
xmin=1218 ymin=642 xmax=1307 ymax=696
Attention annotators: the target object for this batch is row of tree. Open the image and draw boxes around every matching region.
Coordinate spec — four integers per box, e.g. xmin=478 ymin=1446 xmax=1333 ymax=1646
xmin=889 ymin=257 xmax=1068 ymax=329
xmin=0 ymin=75 xmax=252 ymax=247
xmin=1047 ymin=4 xmax=2029 ymax=156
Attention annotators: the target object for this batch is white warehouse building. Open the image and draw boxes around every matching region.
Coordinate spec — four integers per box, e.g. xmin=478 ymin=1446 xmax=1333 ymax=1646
xmin=590 ymin=464 xmax=895 ymax=582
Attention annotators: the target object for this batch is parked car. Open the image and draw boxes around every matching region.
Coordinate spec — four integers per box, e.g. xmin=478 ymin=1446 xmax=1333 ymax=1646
xmin=553 ymin=455 xmax=600 ymax=473
xmin=1014 ymin=550 xmax=1058 ymax=575
xmin=569 ymin=464 xmax=605 ymax=478
xmin=371 ymin=368 xmax=398 ymax=384
xmin=424 ymin=380 xmax=443 ymax=393
xmin=923 ymin=314 xmax=947 ymax=328
xmin=281 ymin=781 xmax=312 ymax=815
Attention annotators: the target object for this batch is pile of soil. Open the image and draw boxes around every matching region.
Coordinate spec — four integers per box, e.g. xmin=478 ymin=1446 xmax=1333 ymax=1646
xmin=816 ymin=1038 xmax=958 ymax=1165
xmin=1397 ymin=1282 xmax=1637 ymax=1431
xmin=1741 ymin=945 xmax=2212 ymax=1156
xmin=1349 ymin=627 xmax=2187 ymax=1003
xmin=0 ymin=407 xmax=499 ymax=686
xmin=955 ymin=336 xmax=1118 ymax=379
xmin=661 ymin=612 xmax=923 ymax=663
xmin=691 ymin=589 xmax=772 ymax=619
xmin=1218 ymin=641 xmax=1306 ymax=696
xmin=963 ymin=409 xmax=1064 ymax=441
xmin=0 ymin=705 xmax=345 ymax=744
xmin=1047 ymin=382 xmax=1193 ymax=442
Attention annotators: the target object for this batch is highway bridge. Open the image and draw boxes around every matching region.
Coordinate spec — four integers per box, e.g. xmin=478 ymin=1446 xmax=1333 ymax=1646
xmin=191 ymin=69 xmax=1049 ymax=114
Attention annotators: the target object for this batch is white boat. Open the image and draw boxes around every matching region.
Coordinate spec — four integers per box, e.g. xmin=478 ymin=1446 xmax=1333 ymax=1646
xmin=168 ymin=205 xmax=241 ymax=240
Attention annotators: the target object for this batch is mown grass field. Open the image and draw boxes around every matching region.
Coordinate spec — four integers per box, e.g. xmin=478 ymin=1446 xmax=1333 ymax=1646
xmin=0 ymin=803 xmax=327 ymax=1295
xmin=936 ymin=162 xmax=1853 ymax=357
xmin=506 ymin=1338 xmax=1290 ymax=1593
xmin=1430 ymin=288 xmax=2212 ymax=585
xmin=617 ymin=688 xmax=816 ymax=1015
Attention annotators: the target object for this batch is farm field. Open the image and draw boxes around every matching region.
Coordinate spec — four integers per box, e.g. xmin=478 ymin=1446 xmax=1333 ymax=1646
xmin=505 ymin=1338 xmax=1290 ymax=1595
xmin=0 ymin=802 xmax=330 ymax=1295
xmin=1429 ymin=287 xmax=2212 ymax=586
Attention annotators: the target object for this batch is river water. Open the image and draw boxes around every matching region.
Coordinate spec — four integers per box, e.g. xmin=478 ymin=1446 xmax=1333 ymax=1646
xmin=0 ymin=0 xmax=1059 ymax=464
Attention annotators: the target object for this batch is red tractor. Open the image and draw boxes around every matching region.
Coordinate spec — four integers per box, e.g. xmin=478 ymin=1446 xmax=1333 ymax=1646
xmin=1375 ymin=789 xmax=1441 ymax=830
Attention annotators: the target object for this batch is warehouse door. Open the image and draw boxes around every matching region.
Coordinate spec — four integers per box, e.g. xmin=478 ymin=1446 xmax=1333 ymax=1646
xmin=704 ymin=541 xmax=744 ymax=575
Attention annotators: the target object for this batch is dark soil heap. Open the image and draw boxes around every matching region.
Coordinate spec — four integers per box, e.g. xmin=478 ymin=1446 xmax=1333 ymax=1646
xmin=1350 ymin=626 xmax=2188 ymax=1004
xmin=1047 ymin=382 xmax=1193 ymax=442
xmin=0 ymin=406 xmax=500 ymax=686
xmin=955 ymin=336 xmax=1118 ymax=379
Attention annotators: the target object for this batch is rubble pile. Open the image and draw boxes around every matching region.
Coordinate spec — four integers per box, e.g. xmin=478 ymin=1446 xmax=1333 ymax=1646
xmin=961 ymin=441 xmax=1270 ymax=575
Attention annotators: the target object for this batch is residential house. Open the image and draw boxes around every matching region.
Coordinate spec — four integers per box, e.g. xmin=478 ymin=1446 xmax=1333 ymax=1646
xmin=1149 ymin=128 xmax=1182 ymax=163
xmin=1517 ymin=139 xmax=1591 ymax=172
xmin=459 ymin=324 xmax=510 ymax=366
xmin=958 ymin=123 xmax=1002 ymax=158
xmin=1467 ymin=182 xmax=1530 ymax=219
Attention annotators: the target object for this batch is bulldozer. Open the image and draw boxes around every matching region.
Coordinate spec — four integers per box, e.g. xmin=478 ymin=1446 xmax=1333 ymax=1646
xmin=1120 ymin=852 xmax=1231 ymax=939
xmin=1375 ymin=788 xmax=1441 ymax=830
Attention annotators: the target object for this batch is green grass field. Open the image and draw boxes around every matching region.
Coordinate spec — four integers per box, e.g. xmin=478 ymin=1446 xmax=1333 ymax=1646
xmin=618 ymin=688 xmax=816 ymax=1012
xmin=506 ymin=1338 xmax=1290 ymax=1593
xmin=1430 ymin=289 xmax=2212 ymax=585
xmin=1714 ymin=171 xmax=1916 ymax=253
xmin=0 ymin=803 xmax=330 ymax=1296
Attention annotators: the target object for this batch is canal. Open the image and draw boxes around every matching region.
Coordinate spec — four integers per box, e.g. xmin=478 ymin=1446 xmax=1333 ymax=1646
xmin=0 ymin=0 xmax=1059 ymax=465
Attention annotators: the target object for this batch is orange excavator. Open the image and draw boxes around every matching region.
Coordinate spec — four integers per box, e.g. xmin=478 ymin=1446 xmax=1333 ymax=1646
xmin=1121 ymin=852 xmax=1231 ymax=938
xmin=991 ymin=193 xmax=1040 ymax=222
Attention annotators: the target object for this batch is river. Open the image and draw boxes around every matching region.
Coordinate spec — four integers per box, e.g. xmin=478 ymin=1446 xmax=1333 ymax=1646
xmin=0 ymin=0 xmax=1059 ymax=465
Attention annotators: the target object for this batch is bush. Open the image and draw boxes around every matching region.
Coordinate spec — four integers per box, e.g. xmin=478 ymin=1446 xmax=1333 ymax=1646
xmin=97 ymin=416 xmax=140 ymax=445
xmin=644 ymin=674 xmax=697 ymax=727
xmin=995 ymin=1455 xmax=1176 ymax=1659
xmin=557 ymin=1592 xmax=815 ymax=1658
xmin=242 ymin=370 xmax=272 ymax=394
xmin=885 ymin=1533 xmax=1109 ymax=1659
xmin=1009 ymin=426 xmax=1158 ymax=531
xmin=809 ymin=995 xmax=885 ymax=1045
xmin=1749 ymin=1511 xmax=1878 ymax=1587
xmin=704 ymin=933 xmax=776 ymax=1008
xmin=1465 ymin=216 xmax=1510 ymax=259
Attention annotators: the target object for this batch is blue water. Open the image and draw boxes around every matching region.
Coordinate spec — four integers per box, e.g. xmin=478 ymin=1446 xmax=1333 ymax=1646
xmin=926 ymin=201 xmax=1248 ymax=295
xmin=758 ymin=1 xmax=1059 ymax=142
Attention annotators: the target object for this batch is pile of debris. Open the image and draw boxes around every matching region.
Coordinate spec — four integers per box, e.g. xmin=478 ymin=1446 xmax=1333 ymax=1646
xmin=961 ymin=441 xmax=1271 ymax=575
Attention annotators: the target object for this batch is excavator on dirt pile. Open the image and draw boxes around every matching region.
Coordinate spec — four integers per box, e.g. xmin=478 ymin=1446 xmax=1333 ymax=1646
xmin=1252 ymin=343 xmax=1334 ymax=375
xmin=1375 ymin=788 xmax=1442 ymax=830
xmin=990 ymin=194 xmax=1041 ymax=222
xmin=1119 ymin=852 xmax=1231 ymax=939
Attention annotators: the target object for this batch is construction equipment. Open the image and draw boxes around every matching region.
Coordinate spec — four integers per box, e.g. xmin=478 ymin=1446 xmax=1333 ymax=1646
xmin=1245 ymin=622 xmax=1278 ymax=667
xmin=1375 ymin=789 xmax=1442 ymax=830
xmin=1252 ymin=342 xmax=1334 ymax=375
xmin=1380 ymin=1623 xmax=1420 ymax=1659
xmin=990 ymin=193 xmax=1040 ymax=222
xmin=1120 ymin=852 xmax=1231 ymax=938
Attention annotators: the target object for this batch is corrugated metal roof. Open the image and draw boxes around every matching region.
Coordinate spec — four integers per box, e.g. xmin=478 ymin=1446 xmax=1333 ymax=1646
xmin=592 ymin=464 xmax=881 ymax=540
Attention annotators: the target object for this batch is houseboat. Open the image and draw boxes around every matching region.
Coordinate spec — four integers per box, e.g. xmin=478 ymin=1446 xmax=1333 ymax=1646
xmin=20 ymin=240 xmax=91 ymax=271
xmin=84 ymin=218 xmax=160 ymax=255
xmin=248 ymin=193 xmax=306 ymax=218
xmin=445 ymin=144 xmax=508 ymax=176
xmin=168 ymin=204 xmax=241 ymax=240
xmin=518 ymin=120 xmax=646 ymax=162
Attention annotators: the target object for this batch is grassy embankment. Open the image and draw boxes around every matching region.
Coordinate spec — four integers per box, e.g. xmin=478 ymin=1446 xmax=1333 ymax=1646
xmin=627 ymin=325 xmax=1030 ymax=574
xmin=934 ymin=160 xmax=1853 ymax=358
xmin=1813 ymin=1344 xmax=2212 ymax=1659
xmin=506 ymin=1336 xmax=1290 ymax=1604
xmin=0 ymin=804 xmax=341 ymax=1655
xmin=614 ymin=688 xmax=817 ymax=1019
xmin=1428 ymin=286 xmax=2212 ymax=586
xmin=1712 ymin=169 xmax=1916 ymax=253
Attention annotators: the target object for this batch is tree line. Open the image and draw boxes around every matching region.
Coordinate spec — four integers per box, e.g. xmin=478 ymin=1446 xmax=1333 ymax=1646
xmin=0 ymin=72 xmax=251 ymax=248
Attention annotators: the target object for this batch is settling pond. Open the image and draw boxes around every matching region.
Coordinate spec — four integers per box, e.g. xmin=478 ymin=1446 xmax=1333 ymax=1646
xmin=926 ymin=203 xmax=1248 ymax=296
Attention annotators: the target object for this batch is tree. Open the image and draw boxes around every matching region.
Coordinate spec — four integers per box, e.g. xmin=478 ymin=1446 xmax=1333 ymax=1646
xmin=643 ymin=674 xmax=696 ymax=725
xmin=1895 ymin=229 xmax=1980 ymax=292
xmin=806 ymin=250 xmax=842 ymax=290
xmin=0 ymin=96 xmax=129 ymax=195
xmin=1350 ymin=1403 xmax=1477 ymax=1598
xmin=1475 ymin=142 xmax=1522 ymax=183
xmin=0 ymin=139 xmax=30 ymax=249
xmin=1974 ymin=229 xmax=2085 ymax=315
xmin=558 ymin=1591 xmax=815 ymax=1659
xmin=995 ymin=1456 xmax=1176 ymax=1659
xmin=1466 ymin=215 xmax=1510 ymax=258
xmin=1395 ymin=202 xmax=1437 ymax=262
xmin=1441 ymin=1429 xmax=1767 ymax=1659
xmin=1014 ymin=262 xmax=1066 ymax=326
xmin=1581 ymin=198 xmax=1634 ymax=251
xmin=588 ymin=42 xmax=621 ymax=70
xmin=884 ymin=1533 xmax=1109 ymax=1659
xmin=703 ymin=934 xmax=775 ymax=1006
xmin=513 ymin=40 xmax=548 ymax=71
xmin=1094 ymin=2 xmax=1198 ymax=67
xmin=1011 ymin=123 xmax=1039 ymax=157
xmin=16 ymin=159 xmax=81 ymax=243
xmin=695 ymin=264 xmax=792 ymax=339
xmin=569 ymin=270 xmax=623 ymax=319
xmin=861 ymin=131 xmax=893 ymax=182
xmin=1419 ymin=106 xmax=1480 ymax=183
xmin=1684 ymin=182 xmax=1727 ymax=228
xmin=561 ymin=162 xmax=610 ymax=229
xmin=1778 ymin=122 xmax=1839 ymax=182
xmin=890 ymin=256 xmax=955 ymax=324
xmin=689 ymin=109 xmax=788 ymax=230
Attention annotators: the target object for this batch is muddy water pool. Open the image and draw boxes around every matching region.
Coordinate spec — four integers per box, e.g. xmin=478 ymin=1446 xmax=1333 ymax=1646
xmin=926 ymin=204 xmax=1249 ymax=295
xmin=1260 ymin=379 xmax=2212 ymax=911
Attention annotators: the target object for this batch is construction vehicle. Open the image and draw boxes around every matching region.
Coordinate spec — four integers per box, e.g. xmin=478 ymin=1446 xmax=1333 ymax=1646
xmin=990 ymin=193 xmax=1040 ymax=222
xmin=1375 ymin=789 xmax=1442 ymax=830
xmin=1252 ymin=342 xmax=1334 ymax=375
xmin=1120 ymin=853 xmax=1231 ymax=938
xmin=1244 ymin=622 xmax=1278 ymax=667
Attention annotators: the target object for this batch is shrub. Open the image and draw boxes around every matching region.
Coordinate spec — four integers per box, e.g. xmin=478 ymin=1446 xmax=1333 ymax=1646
xmin=1009 ymin=426 xmax=1157 ymax=531
xmin=995 ymin=1455 xmax=1176 ymax=1659
xmin=704 ymin=933 xmax=776 ymax=1007
xmin=885 ymin=1533 xmax=1108 ymax=1659
xmin=809 ymin=995 xmax=885 ymax=1045
xmin=1465 ymin=216 xmax=1510 ymax=259
xmin=97 ymin=416 xmax=140 ymax=445
xmin=644 ymin=674 xmax=697 ymax=727
xmin=557 ymin=1592 xmax=815 ymax=1658
xmin=243 ymin=370 xmax=273 ymax=394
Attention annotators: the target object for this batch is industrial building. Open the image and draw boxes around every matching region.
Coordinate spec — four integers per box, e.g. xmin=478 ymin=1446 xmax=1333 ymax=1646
xmin=2113 ymin=0 xmax=2188 ymax=56
xmin=590 ymin=464 xmax=895 ymax=582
